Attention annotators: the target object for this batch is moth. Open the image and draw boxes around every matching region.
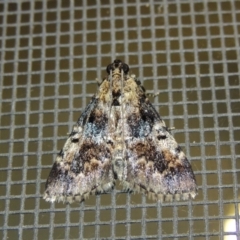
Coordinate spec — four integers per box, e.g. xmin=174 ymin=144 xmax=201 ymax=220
xmin=43 ymin=59 xmax=197 ymax=203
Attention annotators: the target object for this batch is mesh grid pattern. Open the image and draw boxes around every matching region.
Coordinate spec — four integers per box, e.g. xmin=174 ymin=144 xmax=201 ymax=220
xmin=0 ymin=0 xmax=240 ymax=239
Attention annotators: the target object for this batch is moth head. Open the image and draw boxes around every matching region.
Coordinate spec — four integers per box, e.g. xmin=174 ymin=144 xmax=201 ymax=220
xmin=106 ymin=59 xmax=129 ymax=74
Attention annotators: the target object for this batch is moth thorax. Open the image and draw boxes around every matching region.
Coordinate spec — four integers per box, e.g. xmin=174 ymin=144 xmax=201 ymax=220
xmin=111 ymin=68 xmax=123 ymax=78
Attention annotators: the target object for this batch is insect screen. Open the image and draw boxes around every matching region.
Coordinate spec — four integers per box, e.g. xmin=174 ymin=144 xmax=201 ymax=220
xmin=0 ymin=1 xmax=239 ymax=239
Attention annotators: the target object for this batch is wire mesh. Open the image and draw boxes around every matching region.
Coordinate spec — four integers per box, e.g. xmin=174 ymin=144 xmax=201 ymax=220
xmin=0 ymin=0 xmax=240 ymax=239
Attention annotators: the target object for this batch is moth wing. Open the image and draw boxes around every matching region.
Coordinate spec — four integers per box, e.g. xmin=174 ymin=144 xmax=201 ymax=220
xmin=43 ymin=97 xmax=114 ymax=203
xmin=123 ymin=100 xmax=197 ymax=201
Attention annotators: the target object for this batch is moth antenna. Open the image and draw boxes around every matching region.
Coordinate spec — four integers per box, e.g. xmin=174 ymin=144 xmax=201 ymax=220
xmin=120 ymin=68 xmax=126 ymax=170
xmin=107 ymin=69 xmax=113 ymax=137
xmin=95 ymin=78 xmax=102 ymax=86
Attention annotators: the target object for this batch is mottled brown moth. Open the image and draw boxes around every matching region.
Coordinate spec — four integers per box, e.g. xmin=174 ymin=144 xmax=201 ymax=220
xmin=43 ymin=59 xmax=197 ymax=203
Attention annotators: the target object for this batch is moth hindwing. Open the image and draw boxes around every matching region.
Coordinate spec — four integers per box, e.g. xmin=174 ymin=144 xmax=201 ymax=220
xmin=43 ymin=59 xmax=198 ymax=203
